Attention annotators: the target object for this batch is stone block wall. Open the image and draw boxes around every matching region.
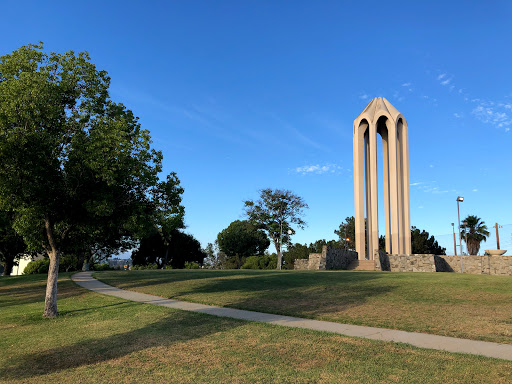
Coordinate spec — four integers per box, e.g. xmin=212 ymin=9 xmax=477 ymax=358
xmin=374 ymin=251 xmax=512 ymax=275
xmin=293 ymin=246 xmax=358 ymax=270
xmin=436 ymin=255 xmax=512 ymax=275
xmin=325 ymin=247 xmax=358 ymax=270
xmin=375 ymin=251 xmax=436 ymax=272
xmin=293 ymin=259 xmax=309 ymax=270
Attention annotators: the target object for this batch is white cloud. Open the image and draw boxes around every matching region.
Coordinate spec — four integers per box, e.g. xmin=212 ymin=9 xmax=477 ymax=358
xmin=472 ymin=189 xmax=478 ymax=192
xmin=453 ymin=113 xmax=462 ymax=118
xmin=440 ymin=78 xmax=452 ymax=86
xmin=294 ymin=164 xmax=344 ymax=175
xmin=437 ymin=73 xmax=446 ymax=80
xmin=472 ymin=102 xmax=512 ymax=131
xmin=402 ymin=82 xmax=411 ymax=87
xmin=359 ymin=93 xmax=369 ymax=100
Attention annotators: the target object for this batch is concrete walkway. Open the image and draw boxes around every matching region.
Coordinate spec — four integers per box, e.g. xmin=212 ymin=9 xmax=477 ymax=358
xmin=72 ymin=272 xmax=512 ymax=361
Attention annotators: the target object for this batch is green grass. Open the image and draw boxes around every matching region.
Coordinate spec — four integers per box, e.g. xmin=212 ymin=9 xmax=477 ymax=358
xmin=1 ymin=273 xmax=512 ymax=383
xmin=95 ymin=269 xmax=512 ymax=343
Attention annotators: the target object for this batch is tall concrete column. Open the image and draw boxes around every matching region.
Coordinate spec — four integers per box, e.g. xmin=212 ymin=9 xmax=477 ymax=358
xmin=353 ymin=97 xmax=411 ymax=259
xmin=386 ymin=119 xmax=400 ymax=254
xmin=400 ymin=119 xmax=412 ymax=254
xmin=380 ymin=127 xmax=391 ymax=254
xmin=353 ymin=121 xmax=366 ymax=260
xmin=369 ymin=123 xmax=378 ymax=260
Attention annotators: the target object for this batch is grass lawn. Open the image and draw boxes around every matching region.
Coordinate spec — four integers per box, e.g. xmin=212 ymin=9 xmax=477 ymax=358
xmin=0 ymin=274 xmax=511 ymax=383
xmin=95 ymin=269 xmax=512 ymax=344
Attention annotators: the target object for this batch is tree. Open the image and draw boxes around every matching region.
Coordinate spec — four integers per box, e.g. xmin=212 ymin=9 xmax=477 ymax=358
xmin=0 ymin=43 xmax=163 ymax=317
xmin=145 ymin=172 xmax=185 ymax=268
xmin=132 ymin=230 xmax=205 ymax=269
xmin=334 ymin=216 xmax=355 ymax=250
xmin=411 ymin=226 xmax=446 ymax=255
xmin=0 ymin=211 xmax=28 ymax=275
xmin=217 ymin=220 xmax=270 ymax=269
xmin=283 ymin=242 xmax=310 ymax=269
xmin=244 ymin=189 xmax=308 ymax=269
xmin=461 ymin=215 xmax=489 ymax=255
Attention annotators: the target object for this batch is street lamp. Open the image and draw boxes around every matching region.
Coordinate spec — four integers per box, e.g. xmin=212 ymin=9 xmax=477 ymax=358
xmin=456 ymin=196 xmax=464 ymax=273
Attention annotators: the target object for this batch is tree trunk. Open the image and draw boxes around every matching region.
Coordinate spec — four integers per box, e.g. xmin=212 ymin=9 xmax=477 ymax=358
xmin=43 ymin=248 xmax=60 ymax=318
xmin=163 ymin=246 xmax=169 ymax=269
xmin=77 ymin=250 xmax=85 ymax=271
xmin=273 ymin=239 xmax=282 ymax=270
xmin=43 ymin=217 xmax=60 ymax=318
xmin=3 ymin=256 xmax=14 ymax=276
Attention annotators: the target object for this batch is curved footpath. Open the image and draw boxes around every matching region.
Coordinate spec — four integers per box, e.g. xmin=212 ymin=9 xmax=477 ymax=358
xmin=72 ymin=272 xmax=512 ymax=361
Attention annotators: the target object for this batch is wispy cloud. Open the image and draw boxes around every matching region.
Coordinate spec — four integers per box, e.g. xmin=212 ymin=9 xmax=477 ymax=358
xmin=359 ymin=93 xmax=369 ymax=100
xmin=440 ymin=78 xmax=452 ymax=86
xmin=437 ymin=73 xmax=446 ymax=80
xmin=410 ymin=180 xmax=449 ymax=194
xmin=453 ymin=113 xmax=463 ymax=118
xmin=293 ymin=163 xmax=344 ymax=175
xmin=472 ymin=102 xmax=512 ymax=131
xmin=402 ymin=82 xmax=411 ymax=87
xmin=472 ymin=188 xmax=478 ymax=192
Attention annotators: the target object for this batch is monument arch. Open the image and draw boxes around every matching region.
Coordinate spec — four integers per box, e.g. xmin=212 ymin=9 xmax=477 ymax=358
xmin=353 ymin=97 xmax=411 ymax=260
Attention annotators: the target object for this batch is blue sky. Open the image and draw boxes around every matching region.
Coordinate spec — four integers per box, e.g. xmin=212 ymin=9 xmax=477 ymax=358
xmin=2 ymin=1 xmax=511 ymax=254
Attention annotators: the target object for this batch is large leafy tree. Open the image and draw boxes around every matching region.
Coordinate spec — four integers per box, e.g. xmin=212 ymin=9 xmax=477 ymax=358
xmin=0 ymin=211 xmax=28 ymax=276
xmin=132 ymin=230 xmax=205 ymax=269
xmin=411 ymin=226 xmax=446 ymax=255
xmin=146 ymin=172 xmax=185 ymax=268
xmin=334 ymin=216 xmax=355 ymax=250
xmin=244 ymin=189 xmax=308 ymax=269
xmin=461 ymin=215 xmax=489 ymax=255
xmin=217 ymin=220 xmax=270 ymax=268
xmin=0 ymin=43 xmax=163 ymax=317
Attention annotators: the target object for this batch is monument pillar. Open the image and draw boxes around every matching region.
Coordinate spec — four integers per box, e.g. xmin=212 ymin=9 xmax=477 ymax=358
xmin=353 ymin=97 xmax=411 ymax=260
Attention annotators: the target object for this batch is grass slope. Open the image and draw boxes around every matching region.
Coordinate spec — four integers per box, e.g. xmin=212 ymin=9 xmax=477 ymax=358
xmin=96 ymin=269 xmax=512 ymax=343
xmin=1 ymin=273 xmax=512 ymax=383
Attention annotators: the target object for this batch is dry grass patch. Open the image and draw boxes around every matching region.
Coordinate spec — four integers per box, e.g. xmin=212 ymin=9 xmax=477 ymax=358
xmin=97 ymin=269 xmax=512 ymax=343
xmin=1 ymin=273 xmax=512 ymax=383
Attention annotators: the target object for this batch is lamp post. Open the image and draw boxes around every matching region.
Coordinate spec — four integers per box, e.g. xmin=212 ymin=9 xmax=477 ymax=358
xmin=451 ymin=223 xmax=457 ymax=256
xmin=456 ymin=196 xmax=464 ymax=273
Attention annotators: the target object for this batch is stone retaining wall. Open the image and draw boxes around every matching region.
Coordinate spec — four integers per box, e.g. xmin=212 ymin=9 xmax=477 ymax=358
xmin=436 ymin=255 xmax=512 ymax=275
xmin=374 ymin=251 xmax=512 ymax=275
xmin=294 ymin=246 xmax=358 ymax=270
xmin=375 ymin=252 xmax=436 ymax=272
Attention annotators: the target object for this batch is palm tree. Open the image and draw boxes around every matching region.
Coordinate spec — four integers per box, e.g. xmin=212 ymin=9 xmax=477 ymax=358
xmin=461 ymin=215 xmax=490 ymax=255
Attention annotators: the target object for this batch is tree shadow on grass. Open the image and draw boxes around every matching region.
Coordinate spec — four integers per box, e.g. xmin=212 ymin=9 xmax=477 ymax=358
xmin=172 ymin=271 xmax=395 ymax=318
xmin=102 ymin=270 xmax=396 ymax=320
xmin=2 ymin=303 xmax=243 ymax=380
xmin=0 ymin=275 xmax=89 ymax=310
xmin=93 ymin=269 xmax=284 ymax=291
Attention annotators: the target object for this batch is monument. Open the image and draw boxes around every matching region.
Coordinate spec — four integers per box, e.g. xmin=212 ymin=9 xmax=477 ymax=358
xmin=353 ymin=97 xmax=411 ymax=261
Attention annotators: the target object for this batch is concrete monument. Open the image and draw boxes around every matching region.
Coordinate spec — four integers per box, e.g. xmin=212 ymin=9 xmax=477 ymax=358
xmin=353 ymin=97 xmax=411 ymax=260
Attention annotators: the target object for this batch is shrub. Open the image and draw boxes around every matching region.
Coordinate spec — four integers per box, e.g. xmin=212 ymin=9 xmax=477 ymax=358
xmin=241 ymin=254 xmax=277 ymax=269
xmin=131 ymin=264 xmax=158 ymax=270
xmin=184 ymin=261 xmax=200 ymax=269
xmin=23 ymin=258 xmax=50 ymax=274
xmin=93 ymin=263 xmax=113 ymax=271
xmin=241 ymin=256 xmax=260 ymax=269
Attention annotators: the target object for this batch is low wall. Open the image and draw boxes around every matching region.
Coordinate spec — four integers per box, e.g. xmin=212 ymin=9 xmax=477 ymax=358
xmin=293 ymin=259 xmax=310 ymax=270
xmin=375 ymin=252 xmax=436 ymax=273
xmin=436 ymin=255 xmax=512 ymax=275
xmin=294 ymin=246 xmax=357 ymax=270
xmin=375 ymin=251 xmax=512 ymax=275
xmin=326 ymin=247 xmax=358 ymax=270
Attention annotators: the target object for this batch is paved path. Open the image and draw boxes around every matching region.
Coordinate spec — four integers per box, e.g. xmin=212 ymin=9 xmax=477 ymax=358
xmin=72 ymin=272 xmax=512 ymax=361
